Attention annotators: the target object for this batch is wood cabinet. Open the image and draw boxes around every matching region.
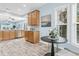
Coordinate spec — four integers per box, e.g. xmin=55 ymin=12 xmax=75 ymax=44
xmin=0 ymin=31 xmax=16 ymax=41
xmin=28 ymin=13 xmax=32 ymax=25
xmin=25 ymin=31 xmax=29 ymax=40
xmin=33 ymin=32 xmax=39 ymax=43
xmin=25 ymin=31 xmax=39 ymax=44
xmin=0 ymin=31 xmax=3 ymax=41
xmin=9 ymin=31 xmax=16 ymax=39
xmin=27 ymin=31 xmax=33 ymax=43
xmin=28 ymin=10 xmax=40 ymax=26
xmin=3 ymin=31 xmax=10 ymax=40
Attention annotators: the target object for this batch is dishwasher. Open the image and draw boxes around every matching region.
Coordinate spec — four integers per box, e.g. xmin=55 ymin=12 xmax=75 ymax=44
xmin=16 ymin=31 xmax=22 ymax=38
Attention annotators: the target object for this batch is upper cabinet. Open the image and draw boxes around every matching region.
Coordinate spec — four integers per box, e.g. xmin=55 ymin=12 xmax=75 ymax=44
xmin=28 ymin=10 xmax=40 ymax=26
xmin=28 ymin=13 xmax=32 ymax=26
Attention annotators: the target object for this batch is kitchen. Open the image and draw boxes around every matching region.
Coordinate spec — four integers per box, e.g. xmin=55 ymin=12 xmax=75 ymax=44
xmin=0 ymin=3 xmax=78 ymax=56
xmin=0 ymin=8 xmax=40 ymax=44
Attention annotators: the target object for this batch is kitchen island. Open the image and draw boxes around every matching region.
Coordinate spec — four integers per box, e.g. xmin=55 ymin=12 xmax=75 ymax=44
xmin=25 ymin=31 xmax=40 ymax=44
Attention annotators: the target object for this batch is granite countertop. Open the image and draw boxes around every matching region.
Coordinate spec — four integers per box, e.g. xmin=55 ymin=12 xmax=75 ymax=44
xmin=0 ymin=27 xmax=39 ymax=32
xmin=0 ymin=30 xmax=39 ymax=32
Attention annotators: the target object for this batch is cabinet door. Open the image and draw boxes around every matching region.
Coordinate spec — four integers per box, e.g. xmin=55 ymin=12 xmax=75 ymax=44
xmin=33 ymin=32 xmax=39 ymax=43
xmin=28 ymin=13 xmax=32 ymax=25
xmin=36 ymin=11 xmax=40 ymax=26
xmin=0 ymin=31 xmax=3 ymax=41
xmin=28 ymin=31 xmax=34 ymax=43
xmin=3 ymin=31 xmax=10 ymax=40
xmin=31 ymin=11 xmax=39 ymax=26
xmin=31 ymin=12 xmax=37 ymax=25
xmin=9 ymin=31 xmax=16 ymax=39
xmin=25 ymin=31 xmax=29 ymax=40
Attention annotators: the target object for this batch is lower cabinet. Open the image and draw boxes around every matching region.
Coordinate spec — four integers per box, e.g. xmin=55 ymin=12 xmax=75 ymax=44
xmin=0 ymin=31 xmax=16 ymax=41
xmin=9 ymin=31 xmax=16 ymax=39
xmin=25 ymin=31 xmax=29 ymax=40
xmin=25 ymin=31 xmax=39 ymax=44
xmin=0 ymin=31 xmax=3 ymax=41
xmin=3 ymin=31 xmax=10 ymax=40
xmin=28 ymin=31 xmax=33 ymax=43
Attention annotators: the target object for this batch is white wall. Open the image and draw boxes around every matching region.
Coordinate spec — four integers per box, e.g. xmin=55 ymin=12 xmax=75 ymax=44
xmin=39 ymin=3 xmax=75 ymax=49
xmin=0 ymin=12 xmax=27 ymax=30
xmin=39 ymin=3 xmax=70 ymax=37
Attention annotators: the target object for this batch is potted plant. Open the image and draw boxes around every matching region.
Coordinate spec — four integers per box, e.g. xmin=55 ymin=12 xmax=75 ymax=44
xmin=13 ymin=25 xmax=16 ymax=29
xmin=49 ymin=28 xmax=58 ymax=38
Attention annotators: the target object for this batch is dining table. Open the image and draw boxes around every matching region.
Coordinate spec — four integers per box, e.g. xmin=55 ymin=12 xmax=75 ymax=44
xmin=41 ymin=36 xmax=67 ymax=56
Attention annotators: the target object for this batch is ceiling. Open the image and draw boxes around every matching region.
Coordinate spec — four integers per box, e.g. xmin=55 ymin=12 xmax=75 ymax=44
xmin=0 ymin=3 xmax=46 ymax=22
xmin=0 ymin=3 xmax=46 ymax=17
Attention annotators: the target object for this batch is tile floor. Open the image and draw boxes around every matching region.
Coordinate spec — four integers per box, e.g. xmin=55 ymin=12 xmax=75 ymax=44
xmin=0 ymin=38 xmax=77 ymax=56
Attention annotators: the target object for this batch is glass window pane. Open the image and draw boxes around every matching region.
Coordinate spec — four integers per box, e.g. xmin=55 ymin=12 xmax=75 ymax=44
xmin=77 ymin=4 xmax=79 ymax=43
xmin=77 ymin=4 xmax=79 ymax=22
xmin=59 ymin=25 xmax=67 ymax=38
xmin=77 ymin=24 xmax=79 ymax=43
